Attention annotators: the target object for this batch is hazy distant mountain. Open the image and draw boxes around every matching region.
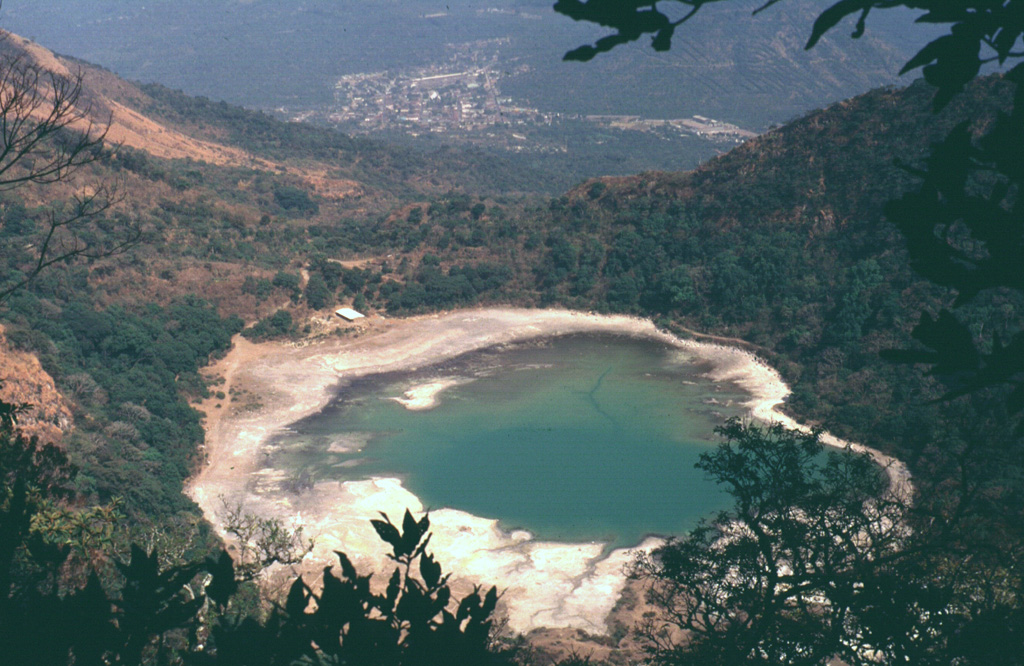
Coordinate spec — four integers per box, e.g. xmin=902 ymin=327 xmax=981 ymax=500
xmin=4 ymin=0 xmax=934 ymax=128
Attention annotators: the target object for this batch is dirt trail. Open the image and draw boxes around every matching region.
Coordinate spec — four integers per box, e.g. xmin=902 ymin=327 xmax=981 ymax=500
xmin=672 ymin=323 xmax=772 ymax=355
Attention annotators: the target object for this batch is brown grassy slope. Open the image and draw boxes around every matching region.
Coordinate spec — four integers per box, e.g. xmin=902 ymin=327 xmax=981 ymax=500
xmin=1 ymin=31 xmax=364 ymax=198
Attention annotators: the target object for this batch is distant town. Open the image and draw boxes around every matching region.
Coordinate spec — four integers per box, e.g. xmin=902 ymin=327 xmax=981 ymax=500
xmin=281 ymin=39 xmax=757 ymax=153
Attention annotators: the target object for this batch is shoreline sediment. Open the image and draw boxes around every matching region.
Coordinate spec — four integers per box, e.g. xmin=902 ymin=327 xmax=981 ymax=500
xmin=186 ymin=307 xmax=909 ymax=634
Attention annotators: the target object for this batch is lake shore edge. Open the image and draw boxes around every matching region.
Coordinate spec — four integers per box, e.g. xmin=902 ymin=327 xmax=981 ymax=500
xmin=186 ymin=307 xmax=909 ymax=635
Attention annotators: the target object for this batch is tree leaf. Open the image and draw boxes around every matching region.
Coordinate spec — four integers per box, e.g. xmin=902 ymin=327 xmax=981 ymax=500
xmin=456 ymin=590 xmax=480 ymax=623
xmin=807 ymin=0 xmax=868 ymax=49
xmin=285 ymin=576 xmax=309 ymax=617
xmin=480 ymin=586 xmax=499 ymax=619
xmin=420 ymin=552 xmax=442 ymax=589
xmin=386 ymin=567 xmax=401 ymax=610
xmin=204 ymin=549 xmax=238 ymax=607
xmin=370 ymin=517 xmax=402 ymax=551
xmin=335 ymin=550 xmax=357 ymax=580
xmin=401 ymin=508 xmax=422 ymax=555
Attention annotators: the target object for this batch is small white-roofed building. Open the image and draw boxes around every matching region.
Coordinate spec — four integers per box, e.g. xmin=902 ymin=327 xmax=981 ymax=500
xmin=335 ymin=308 xmax=365 ymax=321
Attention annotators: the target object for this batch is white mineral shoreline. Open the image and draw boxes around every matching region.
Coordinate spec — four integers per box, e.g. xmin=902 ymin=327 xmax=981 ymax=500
xmin=388 ymin=376 xmax=473 ymax=410
xmin=186 ymin=308 xmax=909 ymax=635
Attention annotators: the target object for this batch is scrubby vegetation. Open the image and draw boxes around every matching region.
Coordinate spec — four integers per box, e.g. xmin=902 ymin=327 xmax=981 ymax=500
xmin=2 ymin=288 xmax=242 ymax=518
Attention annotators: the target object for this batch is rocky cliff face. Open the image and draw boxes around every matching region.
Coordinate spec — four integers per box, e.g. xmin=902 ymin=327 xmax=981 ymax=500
xmin=0 ymin=325 xmax=72 ymax=443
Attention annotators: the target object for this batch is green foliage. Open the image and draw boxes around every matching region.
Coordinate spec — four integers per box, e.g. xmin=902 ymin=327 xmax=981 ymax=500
xmin=631 ymin=420 xmax=907 ymax=665
xmin=304 ymin=272 xmax=333 ymax=311
xmin=881 ymin=108 xmax=1024 ymax=428
xmin=0 ymin=403 xmax=74 ymax=601
xmin=273 ymin=185 xmax=319 ymax=216
xmin=1 ymin=294 xmax=242 ymax=519
xmin=241 ymin=309 xmax=295 ymax=341
xmin=271 ymin=271 xmax=302 ymax=301
xmin=209 ymin=509 xmax=510 ymax=666
xmin=384 ymin=261 xmax=512 ymax=314
xmin=241 ymin=276 xmax=274 ymax=302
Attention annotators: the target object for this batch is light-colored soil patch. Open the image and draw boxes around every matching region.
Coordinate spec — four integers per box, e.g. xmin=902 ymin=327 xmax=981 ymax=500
xmin=187 ymin=308 xmax=908 ymax=638
xmin=5 ymin=32 xmax=73 ymax=78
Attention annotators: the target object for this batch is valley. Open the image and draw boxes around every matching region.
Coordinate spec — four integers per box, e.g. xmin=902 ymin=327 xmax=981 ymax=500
xmin=3 ymin=0 xmax=932 ymax=181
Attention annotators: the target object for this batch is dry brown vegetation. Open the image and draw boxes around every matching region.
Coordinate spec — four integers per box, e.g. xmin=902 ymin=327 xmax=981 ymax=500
xmin=0 ymin=324 xmax=72 ymax=443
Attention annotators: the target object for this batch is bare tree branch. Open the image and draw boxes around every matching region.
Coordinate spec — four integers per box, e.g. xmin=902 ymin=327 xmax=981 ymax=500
xmin=220 ymin=498 xmax=314 ymax=581
xmin=0 ymin=49 xmax=109 ymax=189
xmin=0 ymin=182 xmax=138 ymax=304
xmin=0 ymin=38 xmax=137 ymax=306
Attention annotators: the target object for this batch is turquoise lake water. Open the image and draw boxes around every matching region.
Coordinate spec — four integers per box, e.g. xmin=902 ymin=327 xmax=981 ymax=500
xmin=268 ymin=334 xmax=751 ymax=549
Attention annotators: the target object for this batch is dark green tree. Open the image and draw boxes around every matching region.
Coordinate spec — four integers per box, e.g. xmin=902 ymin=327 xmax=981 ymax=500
xmin=272 ymin=185 xmax=318 ymax=215
xmin=241 ymin=309 xmax=294 ymax=341
xmin=304 ymin=272 xmax=332 ymax=311
xmin=271 ymin=271 xmax=302 ymax=302
xmin=630 ymin=419 xmax=919 ymax=666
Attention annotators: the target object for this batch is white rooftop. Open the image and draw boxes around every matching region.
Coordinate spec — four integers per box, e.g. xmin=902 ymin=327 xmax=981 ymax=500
xmin=335 ymin=308 xmax=365 ymax=321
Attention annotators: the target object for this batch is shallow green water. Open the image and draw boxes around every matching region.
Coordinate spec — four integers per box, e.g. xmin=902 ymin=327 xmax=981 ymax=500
xmin=269 ymin=334 xmax=750 ymax=549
